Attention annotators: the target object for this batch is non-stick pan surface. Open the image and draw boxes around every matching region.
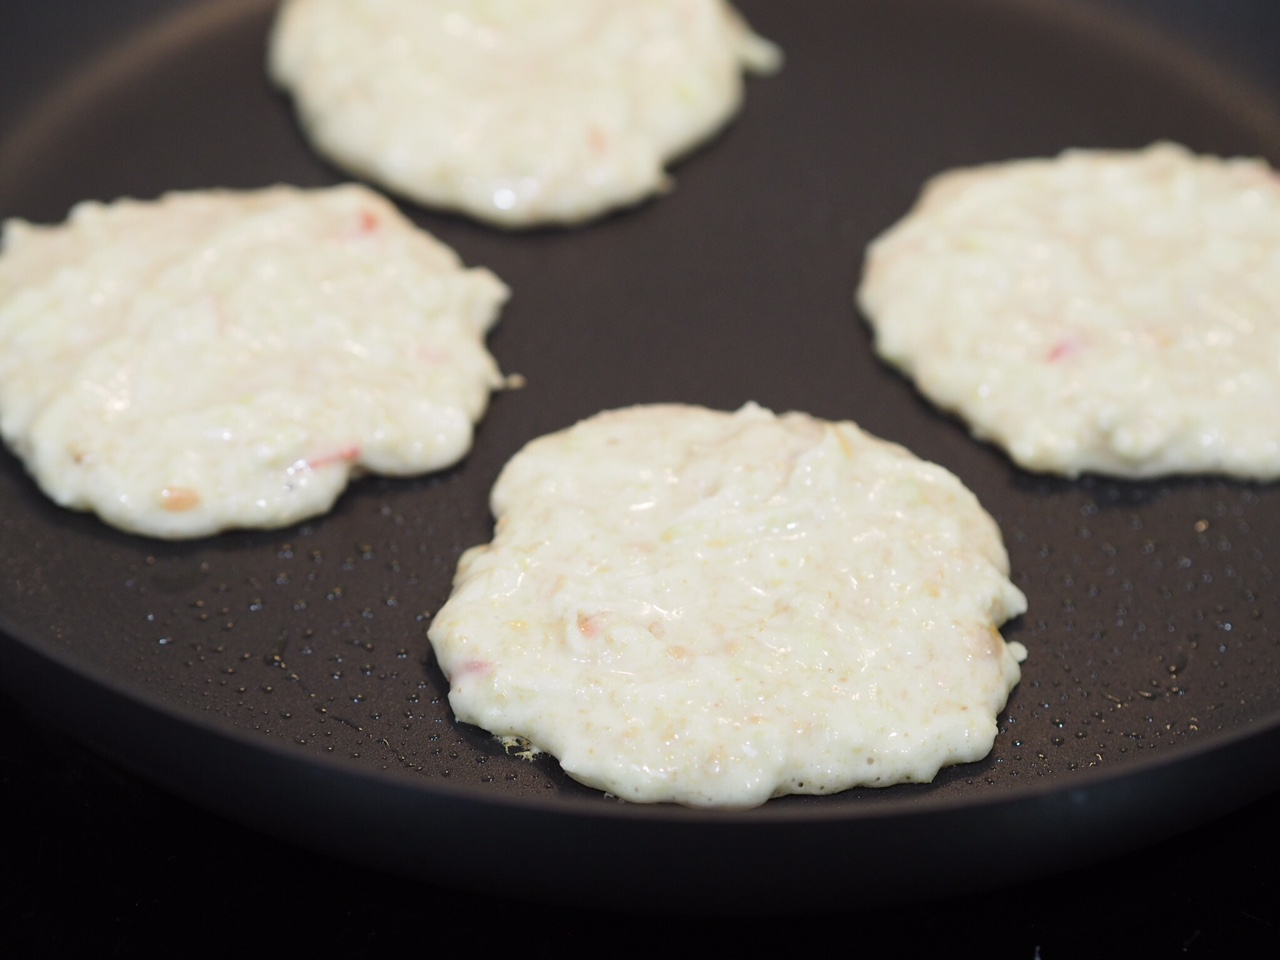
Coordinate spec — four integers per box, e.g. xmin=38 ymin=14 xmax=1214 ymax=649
xmin=2 ymin=0 xmax=1280 ymax=913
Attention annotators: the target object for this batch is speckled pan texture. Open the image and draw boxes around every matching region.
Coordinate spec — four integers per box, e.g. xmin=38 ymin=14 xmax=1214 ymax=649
xmin=2 ymin=0 xmax=1280 ymax=913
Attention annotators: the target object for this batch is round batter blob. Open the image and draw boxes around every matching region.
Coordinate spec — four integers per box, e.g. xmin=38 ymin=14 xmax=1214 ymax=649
xmin=857 ymin=142 xmax=1280 ymax=479
xmin=428 ymin=403 xmax=1027 ymax=808
xmin=0 ymin=184 xmax=508 ymax=539
xmin=268 ymin=0 xmax=781 ymax=228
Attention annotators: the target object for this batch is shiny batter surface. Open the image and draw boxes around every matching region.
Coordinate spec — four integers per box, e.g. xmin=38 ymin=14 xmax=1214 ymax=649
xmin=268 ymin=0 xmax=780 ymax=227
xmin=428 ymin=403 xmax=1027 ymax=808
xmin=0 ymin=184 xmax=508 ymax=539
xmin=858 ymin=142 xmax=1280 ymax=479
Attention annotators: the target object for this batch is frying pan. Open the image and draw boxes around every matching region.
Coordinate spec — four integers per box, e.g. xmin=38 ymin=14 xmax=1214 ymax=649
xmin=2 ymin=0 xmax=1279 ymax=913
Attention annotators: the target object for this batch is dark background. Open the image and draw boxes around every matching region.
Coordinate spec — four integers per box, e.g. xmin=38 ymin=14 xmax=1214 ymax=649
xmin=2 ymin=1 xmax=1279 ymax=955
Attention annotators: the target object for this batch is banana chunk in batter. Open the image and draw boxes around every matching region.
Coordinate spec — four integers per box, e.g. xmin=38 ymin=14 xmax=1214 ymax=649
xmin=0 ymin=184 xmax=508 ymax=539
xmin=428 ymin=403 xmax=1027 ymax=808
xmin=268 ymin=0 xmax=780 ymax=228
xmin=858 ymin=142 xmax=1280 ymax=479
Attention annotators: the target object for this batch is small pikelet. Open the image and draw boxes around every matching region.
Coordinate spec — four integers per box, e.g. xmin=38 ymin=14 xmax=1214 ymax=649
xmin=0 ymin=184 xmax=508 ymax=538
xmin=858 ymin=142 xmax=1280 ymax=480
xmin=429 ymin=403 xmax=1027 ymax=808
xmin=268 ymin=0 xmax=781 ymax=227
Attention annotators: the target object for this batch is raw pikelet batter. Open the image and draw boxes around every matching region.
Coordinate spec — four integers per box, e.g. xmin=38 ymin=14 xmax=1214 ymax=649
xmin=0 ymin=184 xmax=508 ymax=539
xmin=428 ymin=403 xmax=1027 ymax=808
xmin=268 ymin=0 xmax=780 ymax=227
xmin=858 ymin=142 xmax=1280 ymax=479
